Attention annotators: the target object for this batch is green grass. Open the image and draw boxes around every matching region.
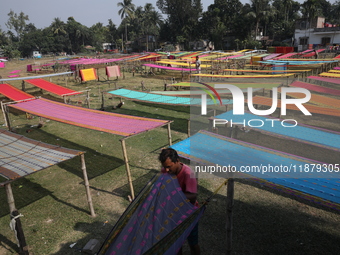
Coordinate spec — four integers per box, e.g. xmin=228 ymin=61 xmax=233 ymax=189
xmin=0 ymin=57 xmax=339 ymax=255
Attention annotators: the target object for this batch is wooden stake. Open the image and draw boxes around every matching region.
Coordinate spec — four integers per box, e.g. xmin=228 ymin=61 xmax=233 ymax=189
xmin=5 ymin=183 xmax=29 ymax=255
xmin=187 ymin=119 xmax=191 ymax=137
xmin=120 ymin=139 xmax=135 ymax=200
xmin=80 ymin=154 xmax=96 ymax=217
xmin=101 ymin=91 xmax=105 ymax=109
xmin=229 ymin=125 xmax=234 ymax=138
xmin=86 ymin=91 xmax=90 ymax=108
xmin=1 ymin=102 xmax=8 ymax=128
xmin=167 ymin=122 xmax=172 ymax=146
xmin=5 ymin=183 xmax=16 ymax=212
xmin=226 ymin=178 xmax=234 ymax=255
xmin=2 ymin=103 xmax=12 ymax=131
xmin=21 ymin=81 xmax=25 ymax=92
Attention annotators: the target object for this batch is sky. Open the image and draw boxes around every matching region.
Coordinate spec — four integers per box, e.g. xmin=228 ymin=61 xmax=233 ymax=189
xmin=0 ymin=0 xmax=212 ymax=31
xmin=0 ymin=0 xmax=338 ymax=32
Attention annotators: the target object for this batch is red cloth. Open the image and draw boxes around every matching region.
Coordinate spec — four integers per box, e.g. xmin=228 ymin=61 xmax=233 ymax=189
xmin=161 ymin=163 xmax=197 ymax=193
xmin=176 ymin=163 xmax=197 ymax=194
xmin=161 ymin=163 xmax=198 ymax=206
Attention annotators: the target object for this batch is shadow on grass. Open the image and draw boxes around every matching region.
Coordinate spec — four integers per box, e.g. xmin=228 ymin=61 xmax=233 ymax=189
xmin=0 ymin=177 xmax=97 ymax=218
xmin=15 ymin=128 xmax=125 ymax=180
xmin=237 ymin=178 xmax=340 ymax=214
xmin=0 ymin=178 xmax=52 ymax=218
xmin=0 ymin=233 xmax=18 ymax=254
xmin=0 ymin=178 xmax=97 ymax=255
xmin=50 ymin=219 xmax=121 ymax=255
xmin=200 ymin=189 xmax=340 ymax=255
xmin=99 ymin=104 xmax=190 ymax=134
xmin=110 ymin=169 xmax=159 ymax=198
xmin=51 ymin=176 xmax=340 ymax=255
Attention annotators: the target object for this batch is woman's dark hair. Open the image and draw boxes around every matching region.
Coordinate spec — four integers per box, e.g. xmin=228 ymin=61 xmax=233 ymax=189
xmin=158 ymin=148 xmax=179 ymax=163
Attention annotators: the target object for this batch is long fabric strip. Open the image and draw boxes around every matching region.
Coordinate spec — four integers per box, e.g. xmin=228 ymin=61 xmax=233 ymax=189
xmin=98 ymin=173 xmax=203 ymax=255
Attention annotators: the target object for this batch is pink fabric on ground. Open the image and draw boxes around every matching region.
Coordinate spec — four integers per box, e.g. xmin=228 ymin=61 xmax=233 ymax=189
xmin=9 ymin=70 xmax=21 ymax=74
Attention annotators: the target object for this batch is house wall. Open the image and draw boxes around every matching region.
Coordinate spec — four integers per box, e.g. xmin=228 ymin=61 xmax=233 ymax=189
xmin=294 ymin=17 xmax=340 ymax=50
xmin=294 ymin=29 xmax=340 ymax=47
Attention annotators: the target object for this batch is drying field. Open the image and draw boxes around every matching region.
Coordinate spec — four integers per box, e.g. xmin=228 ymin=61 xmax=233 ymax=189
xmin=0 ymin=56 xmax=339 ymax=255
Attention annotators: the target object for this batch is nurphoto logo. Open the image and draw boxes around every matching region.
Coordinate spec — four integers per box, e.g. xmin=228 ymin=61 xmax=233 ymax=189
xmin=198 ymin=83 xmax=312 ymax=128
xmin=200 ymin=84 xmax=311 ymax=115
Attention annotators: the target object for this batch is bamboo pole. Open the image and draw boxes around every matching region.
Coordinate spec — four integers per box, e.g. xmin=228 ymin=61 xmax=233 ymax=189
xmin=167 ymin=122 xmax=172 ymax=146
xmin=21 ymin=81 xmax=25 ymax=92
xmin=5 ymin=183 xmax=29 ymax=255
xmin=86 ymin=90 xmax=90 ymax=108
xmin=229 ymin=125 xmax=234 ymax=138
xmin=1 ymin=101 xmax=8 ymax=128
xmin=187 ymin=119 xmax=190 ymax=137
xmin=1 ymin=103 xmax=12 ymax=131
xmin=5 ymin=183 xmax=16 ymax=212
xmin=80 ymin=154 xmax=96 ymax=217
xmin=120 ymin=139 xmax=135 ymax=200
xmin=101 ymin=91 xmax=105 ymax=109
xmin=226 ymin=178 xmax=234 ymax=255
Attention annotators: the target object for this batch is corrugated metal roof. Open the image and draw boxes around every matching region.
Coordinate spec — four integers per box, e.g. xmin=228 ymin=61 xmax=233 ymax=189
xmin=0 ymin=129 xmax=83 ymax=185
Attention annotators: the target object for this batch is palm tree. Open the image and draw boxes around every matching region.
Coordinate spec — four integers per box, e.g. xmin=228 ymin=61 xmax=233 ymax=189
xmin=6 ymin=10 xmax=29 ymax=41
xmin=142 ymin=4 xmax=155 ymax=51
xmin=148 ymin=10 xmax=163 ymax=42
xmin=142 ymin=4 xmax=163 ymax=51
xmin=333 ymin=1 xmax=340 ymax=23
xmin=106 ymin=19 xmax=117 ymax=45
xmin=301 ymin=0 xmax=322 ymax=22
xmin=50 ymin=18 xmax=66 ymax=35
xmin=117 ymin=0 xmax=135 ymax=43
xmin=282 ymin=0 xmax=294 ymax=23
xmin=246 ymin=0 xmax=273 ymax=38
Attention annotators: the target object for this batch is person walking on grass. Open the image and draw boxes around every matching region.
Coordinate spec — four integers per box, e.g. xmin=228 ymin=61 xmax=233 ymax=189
xmin=195 ymin=56 xmax=201 ymax=82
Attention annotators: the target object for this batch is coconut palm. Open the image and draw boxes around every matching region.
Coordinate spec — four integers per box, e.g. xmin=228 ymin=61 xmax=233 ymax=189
xmin=50 ymin=18 xmax=66 ymax=35
xmin=117 ymin=0 xmax=135 ymax=42
xmin=142 ymin=4 xmax=159 ymax=51
xmin=301 ymin=0 xmax=322 ymax=21
xmin=246 ymin=0 xmax=274 ymax=38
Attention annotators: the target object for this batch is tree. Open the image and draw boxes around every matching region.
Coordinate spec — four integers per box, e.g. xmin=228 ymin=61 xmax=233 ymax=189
xmin=157 ymin=0 xmax=202 ymax=46
xmin=106 ymin=19 xmax=118 ymax=44
xmin=48 ymin=18 xmax=69 ymax=53
xmin=246 ymin=0 xmax=275 ymax=38
xmin=6 ymin=10 xmax=29 ymax=41
xmin=117 ymin=0 xmax=136 ymax=42
xmin=65 ymin=17 xmax=89 ymax=53
xmin=50 ymin=18 xmax=66 ymax=35
xmin=0 ymin=28 xmax=8 ymax=46
xmin=141 ymin=3 xmax=163 ymax=51
xmin=90 ymin=22 xmax=107 ymax=51
xmin=301 ymin=0 xmax=322 ymax=20
xmin=330 ymin=1 xmax=340 ymax=24
xmin=271 ymin=0 xmax=301 ymax=42
xmin=19 ymin=27 xmax=52 ymax=57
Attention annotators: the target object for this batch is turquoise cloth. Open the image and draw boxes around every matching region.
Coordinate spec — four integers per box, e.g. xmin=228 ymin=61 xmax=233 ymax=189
xmin=108 ymin=88 xmax=233 ymax=106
